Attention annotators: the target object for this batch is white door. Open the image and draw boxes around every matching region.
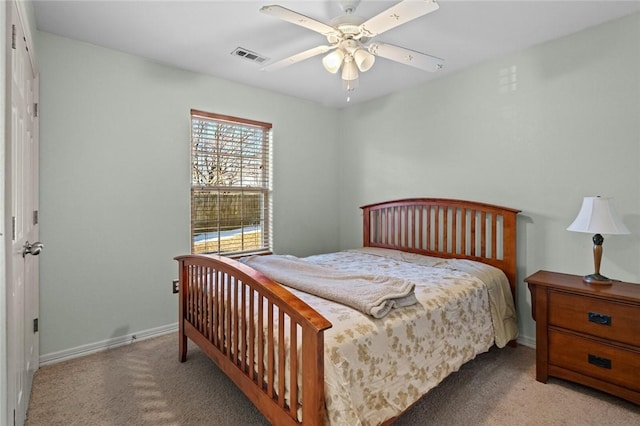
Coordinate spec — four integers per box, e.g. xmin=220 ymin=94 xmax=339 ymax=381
xmin=6 ymin=1 xmax=40 ymax=424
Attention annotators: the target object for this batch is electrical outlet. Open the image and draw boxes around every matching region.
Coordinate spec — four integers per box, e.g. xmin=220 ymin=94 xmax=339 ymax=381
xmin=172 ymin=279 xmax=180 ymax=294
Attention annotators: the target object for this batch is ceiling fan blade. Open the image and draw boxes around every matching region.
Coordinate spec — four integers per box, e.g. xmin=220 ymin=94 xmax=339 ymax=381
xmin=260 ymin=5 xmax=338 ymax=37
xmin=262 ymin=45 xmax=333 ymax=72
xmin=368 ymin=42 xmax=443 ymax=72
xmin=360 ymin=0 xmax=439 ymax=37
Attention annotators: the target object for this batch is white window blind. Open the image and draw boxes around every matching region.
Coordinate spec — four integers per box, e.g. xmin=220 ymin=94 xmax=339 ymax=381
xmin=190 ymin=109 xmax=272 ymax=255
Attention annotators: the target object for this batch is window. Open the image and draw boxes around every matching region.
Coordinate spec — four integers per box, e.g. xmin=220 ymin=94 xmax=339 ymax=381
xmin=190 ymin=109 xmax=272 ymax=255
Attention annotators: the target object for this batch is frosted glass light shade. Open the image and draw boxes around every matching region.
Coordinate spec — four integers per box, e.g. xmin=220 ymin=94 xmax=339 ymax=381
xmin=341 ymin=58 xmax=358 ymax=81
xmin=341 ymin=58 xmax=359 ymax=91
xmin=567 ymin=197 xmax=630 ymax=235
xmin=354 ymin=49 xmax=375 ymax=72
xmin=322 ymin=49 xmax=345 ymax=74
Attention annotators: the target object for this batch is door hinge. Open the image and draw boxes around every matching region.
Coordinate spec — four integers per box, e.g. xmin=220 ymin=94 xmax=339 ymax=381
xmin=33 ymin=210 xmax=39 ymax=225
xmin=34 ymin=102 xmax=38 ymax=117
xmin=33 ymin=318 xmax=39 ymax=333
xmin=11 ymin=24 xmax=16 ymax=49
xmin=12 ymin=216 xmax=16 ymax=240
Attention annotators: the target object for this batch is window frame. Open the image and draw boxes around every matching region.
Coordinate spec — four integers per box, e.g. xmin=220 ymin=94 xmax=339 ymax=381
xmin=190 ymin=109 xmax=273 ymax=256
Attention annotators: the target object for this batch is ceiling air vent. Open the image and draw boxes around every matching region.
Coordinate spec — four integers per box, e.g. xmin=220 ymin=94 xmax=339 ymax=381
xmin=231 ymin=47 xmax=269 ymax=64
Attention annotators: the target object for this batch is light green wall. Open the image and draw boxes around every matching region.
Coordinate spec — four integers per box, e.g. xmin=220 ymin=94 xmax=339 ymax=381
xmin=37 ymin=32 xmax=339 ymax=355
xmin=37 ymin=12 xmax=639 ymax=355
xmin=337 ymin=12 xmax=640 ymax=343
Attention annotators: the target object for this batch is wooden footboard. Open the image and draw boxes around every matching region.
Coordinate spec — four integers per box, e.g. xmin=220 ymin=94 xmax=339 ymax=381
xmin=176 ymin=254 xmax=332 ymax=426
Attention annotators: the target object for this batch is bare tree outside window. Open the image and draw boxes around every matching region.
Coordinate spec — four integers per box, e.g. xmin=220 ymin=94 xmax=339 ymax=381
xmin=190 ymin=110 xmax=272 ymax=255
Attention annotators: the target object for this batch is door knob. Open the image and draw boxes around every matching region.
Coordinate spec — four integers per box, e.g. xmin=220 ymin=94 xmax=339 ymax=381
xmin=22 ymin=241 xmax=43 ymax=258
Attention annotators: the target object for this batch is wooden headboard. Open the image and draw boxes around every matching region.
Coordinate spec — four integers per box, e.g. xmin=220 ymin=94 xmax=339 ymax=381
xmin=361 ymin=198 xmax=521 ymax=296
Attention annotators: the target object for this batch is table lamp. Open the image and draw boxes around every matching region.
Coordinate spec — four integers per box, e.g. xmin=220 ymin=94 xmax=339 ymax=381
xmin=567 ymin=196 xmax=630 ymax=284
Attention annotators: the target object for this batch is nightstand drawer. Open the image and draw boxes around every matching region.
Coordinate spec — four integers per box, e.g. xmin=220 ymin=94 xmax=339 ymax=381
xmin=548 ymin=291 xmax=640 ymax=347
xmin=549 ymin=330 xmax=640 ymax=391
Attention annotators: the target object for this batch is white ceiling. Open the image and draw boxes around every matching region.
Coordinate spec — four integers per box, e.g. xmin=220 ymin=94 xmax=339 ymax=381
xmin=33 ymin=1 xmax=640 ymax=108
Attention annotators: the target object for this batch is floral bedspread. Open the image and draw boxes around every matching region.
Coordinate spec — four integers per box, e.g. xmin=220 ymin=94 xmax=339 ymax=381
xmin=280 ymin=248 xmax=518 ymax=426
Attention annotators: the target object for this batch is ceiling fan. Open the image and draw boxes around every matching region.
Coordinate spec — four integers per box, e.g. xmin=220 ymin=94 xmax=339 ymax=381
xmin=260 ymin=0 xmax=444 ymax=94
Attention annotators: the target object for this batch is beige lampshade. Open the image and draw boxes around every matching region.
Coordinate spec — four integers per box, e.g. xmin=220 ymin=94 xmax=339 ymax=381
xmin=567 ymin=196 xmax=630 ymax=235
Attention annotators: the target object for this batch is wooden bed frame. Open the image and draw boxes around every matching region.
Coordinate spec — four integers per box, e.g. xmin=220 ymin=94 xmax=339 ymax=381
xmin=176 ymin=198 xmax=520 ymax=425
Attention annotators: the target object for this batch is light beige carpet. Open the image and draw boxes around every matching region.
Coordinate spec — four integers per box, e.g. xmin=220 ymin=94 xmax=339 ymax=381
xmin=26 ymin=333 xmax=640 ymax=425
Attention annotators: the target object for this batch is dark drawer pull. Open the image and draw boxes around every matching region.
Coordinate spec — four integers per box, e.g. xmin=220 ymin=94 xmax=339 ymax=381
xmin=588 ymin=312 xmax=611 ymax=326
xmin=588 ymin=354 xmax=611 ymax=369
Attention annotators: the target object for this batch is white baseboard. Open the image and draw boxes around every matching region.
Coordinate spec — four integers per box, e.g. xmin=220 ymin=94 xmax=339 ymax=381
xmin=517 ymin=334 xmax=536 ymax=348
xmin=39 ymin=323 xmax=178 ymax=366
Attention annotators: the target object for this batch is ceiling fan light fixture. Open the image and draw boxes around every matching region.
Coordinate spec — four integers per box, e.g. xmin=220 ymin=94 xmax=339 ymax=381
xmin=353 ymin=48 xmax=375 ymax=72
xmin=260 ymin=1 xmax=443 ymax=95
xmin=322 ymin=49 xmax=345 ymax=74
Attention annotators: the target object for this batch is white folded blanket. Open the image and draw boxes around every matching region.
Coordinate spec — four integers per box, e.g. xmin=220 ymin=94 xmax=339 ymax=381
xmin=241 ymin=254 xmax=417 ymax=318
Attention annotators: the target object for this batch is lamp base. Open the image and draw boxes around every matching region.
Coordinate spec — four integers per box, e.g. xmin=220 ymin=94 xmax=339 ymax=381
xmin=583 ymin=273 xmax=613 ymax=285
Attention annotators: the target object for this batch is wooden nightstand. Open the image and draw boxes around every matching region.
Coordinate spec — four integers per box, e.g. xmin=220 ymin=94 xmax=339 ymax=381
xmin=525 ymin=270 xmax=640 ymax=404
